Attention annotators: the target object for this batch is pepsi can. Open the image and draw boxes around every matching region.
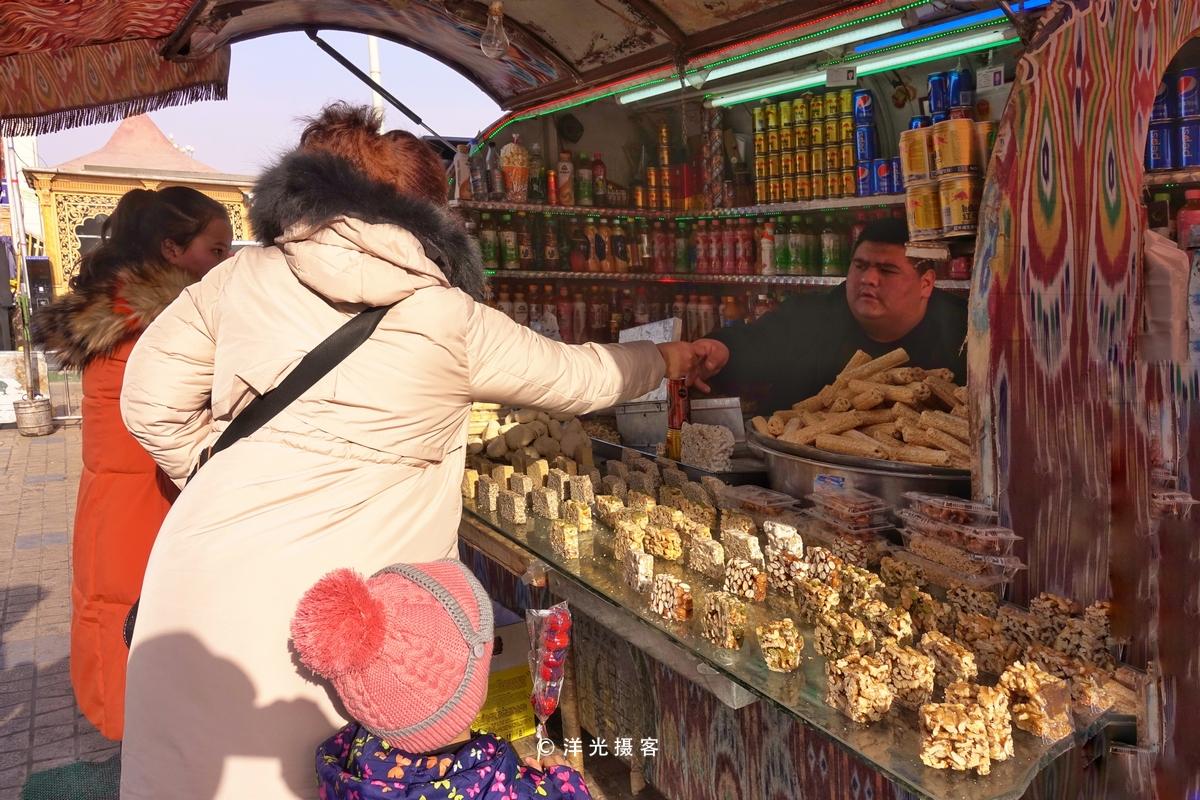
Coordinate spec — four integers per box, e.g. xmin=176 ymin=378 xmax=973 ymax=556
xmin=852 ymin=90 xmax=876 ymax=125
xmin=947 ymin=68 xmax=976 ymax=109
xmin=1153 ymin=78 xmax=1174 ymax=122
xmin=928 ymin=72 xmax=950 ymax=114
xmin=1146 ymin=121 xmax=1175 ymax=171
xmin=872 ymin=158 xmax=893 ymax=195
xmin=1177 ymin=68 xmax=1200 ymax=118
xmin=891 ymin=156 xmax=904 ymax=193
xmin=909 ymin=115 xmax=933 ymax=129
xmin=931 ymin=112 xmax=949 ymax=125
xmin=1177 ymin=119 xmax=1200 ymax=167
xmin=855 ymin=162 xmax=873 ymax=196
xmin=854 ymin=125 xmax=878 ymax=163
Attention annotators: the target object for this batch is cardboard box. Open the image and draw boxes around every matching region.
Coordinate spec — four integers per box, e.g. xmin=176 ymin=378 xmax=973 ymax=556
xmin=472 ymin=620 xmax=537 ymax=742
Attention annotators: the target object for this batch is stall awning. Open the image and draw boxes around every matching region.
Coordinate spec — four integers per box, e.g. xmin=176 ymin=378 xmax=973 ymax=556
xmin=0 ymin=0 xmax=230 ymax=135
xmin=1 ymin=0 xmax=910 ymax=135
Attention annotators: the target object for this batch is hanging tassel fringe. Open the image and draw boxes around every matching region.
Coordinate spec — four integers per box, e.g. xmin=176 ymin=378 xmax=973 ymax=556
xmin=0 ymin=81 xmax=227 ymax=138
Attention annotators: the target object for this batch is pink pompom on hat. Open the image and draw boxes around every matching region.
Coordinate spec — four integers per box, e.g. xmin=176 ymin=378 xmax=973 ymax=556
xmin=290 ymin=560 xmax=494 ymax=752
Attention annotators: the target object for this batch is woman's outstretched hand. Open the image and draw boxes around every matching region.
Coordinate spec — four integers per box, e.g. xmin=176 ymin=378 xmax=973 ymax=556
xmin=656 ymin=341 xmax=699 ymax=379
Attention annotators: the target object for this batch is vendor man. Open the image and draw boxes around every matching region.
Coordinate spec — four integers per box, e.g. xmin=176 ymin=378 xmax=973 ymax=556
xmin=690 ymin=217 xmax=967 ymax=412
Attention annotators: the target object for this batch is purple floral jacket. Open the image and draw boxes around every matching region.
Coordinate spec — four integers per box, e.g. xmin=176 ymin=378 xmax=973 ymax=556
xmin=316 ymin=724 xmax=592 ymax=800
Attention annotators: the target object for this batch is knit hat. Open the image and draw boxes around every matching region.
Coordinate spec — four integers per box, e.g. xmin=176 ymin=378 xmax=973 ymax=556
xmin=290 ymin=560 xmax=494 ymax=751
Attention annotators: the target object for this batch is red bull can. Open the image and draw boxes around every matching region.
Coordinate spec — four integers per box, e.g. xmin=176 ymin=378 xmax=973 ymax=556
xmin=892 ymin=157 xmax=904 ymax=193
xmin=1176 ymin=68 xmax=1200 ymax=118
xmin=909 ymin=115 xmax=933 ymax=129
xmin=855 ymin=162 xmax=873 ymax=197
xmin=1153 ymin=78 xmax=1174 ymax=122
xmin=1147 ymin=121 xmax=1175 ymax=171
xmin=854 ymin=125 xmax=878 ymax=163
xmin=872 ymin=158 xmax=893 ymax=195
xmin=927 ymin=72 xmax=950 ymax=114
xmin=1177 ymin=119 xmax=1200 ymax=167
xmin=947 ymin=68 xmax=975 ymax=109
xmin=852 ymin=89 xmax=876 ymax=125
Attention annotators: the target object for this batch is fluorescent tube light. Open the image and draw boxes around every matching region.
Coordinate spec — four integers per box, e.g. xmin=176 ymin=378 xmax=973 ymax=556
xmin=710 ymin=71 xmax=826 ymax=107
xmin=855 ymin=0 xmax=1048 ymax=53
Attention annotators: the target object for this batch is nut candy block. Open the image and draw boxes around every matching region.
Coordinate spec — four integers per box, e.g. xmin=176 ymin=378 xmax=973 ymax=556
xmin=600 ymin=475 xmax=628 ymax=501
xmin=650 ymin=574 xmax=693 ymax=622
xmin=826 ymin=653 xmax=894 ymax=723
xmin=567 ymin=474 xmax=595 ymax=505
xmin=682 ymin=480 xmax=713 ymax=506
xmin=595 ymin=494 xmax=625 ymax=523
xmin=840 ymin=565 xmax=884 ymax=606
xmin=814 ymin=611 xmax=875 ymax=658
xmin=605 ymin=460 xmax=629 ymax=483
xmin=795 ymin=578 xmax=840 ymax=623
xmin=622 ymin=549 xmax=655 ymax=595
xmin=461 ymin=468 xmax=480 ymax=499
xmin=805 ymin=546 xmax=844 ymax=584
xmin=956 ymin=613 xmax=1020 ymax=675
xmin=998 ymin=661 xmax=1073 ymax=740
xmin=527 ymin=603 xmax=572 ymax=740
xmin=625 ymin=490 xmax=657 ymax=512
xmin=723 ymin=530 xmax=764 ymax=568
xmin=687 ymin=538 xmax=726 ymax=580
xmin=562 ymin=499 xmax=593 ymax=532
xmin=549 ymin=521 xmax=580 ymax=559
xmin=508 ymin=473 xmax=535 ymax=499
xmin=497 ymin=490 xmax=527 ymax=524
xmin=649 ymin=505 xmax=685 ymax=530
xmin=613 ymin=523 xmax=646 ymax=561
xmin=475 ymin=475 xmax=500 ymax=512
xmin=662 ymin=467 xmax=689 ymax=488
xmin=854 ymin=599 xmax=914 ymax=645
xmin=880 ymin=637 xmax=935 ymax=710
xmin=880 ymin=555 xmax=926 ymax=588
xmin=525 ymin=458 xmax=550 ymax=488
xmin=920 ymin=631 xmax=978 ymax=686
xmin=546 ymin=468 xmax=571 ymax=499
xmin=1029 ymin=592 xmax=1081 ymax=646
xmin=491 ymin=464 xmax=515 ymax=487
xmin=530 ymin=487 xmax=560 ymax=520
xmin=720 ymin=511 xmax=757 ymax=538
xmin=998 ymin=605 xmax=1040 ymax=651
xmin=723 ymin=558 xmax=768 ymax=602
xmin=756 ymin=618 xmax=804 ymax=672
xmin=645 ymin=526 xmax=684 ymax=562
xmin=700 ymin=591 xmax=748 ymax=650
xmin=945 ymin=681 xmax=1014 ymax=762
xmin=628 ymin=470 xmax=658 ymax=497
xmin=947 ymin=581 xmax=999 ymax=618
xmin=919 ymin=702 xmax=992 ymax=776
xmin=765 ymin=546 xmax=808 ymax=596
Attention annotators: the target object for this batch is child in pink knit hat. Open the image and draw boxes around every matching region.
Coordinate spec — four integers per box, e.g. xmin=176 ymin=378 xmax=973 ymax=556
xmin=291 ymin=560 xmax=592 ymax=800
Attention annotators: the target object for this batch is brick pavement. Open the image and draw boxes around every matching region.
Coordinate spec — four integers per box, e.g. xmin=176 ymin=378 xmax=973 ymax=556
xmin=0 ymin=424 xmax=118 ymax=796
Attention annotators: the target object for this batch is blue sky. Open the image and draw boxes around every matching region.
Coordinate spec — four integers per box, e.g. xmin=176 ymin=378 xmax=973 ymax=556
xmin=35 ymin=31 xmax=502 ymax=176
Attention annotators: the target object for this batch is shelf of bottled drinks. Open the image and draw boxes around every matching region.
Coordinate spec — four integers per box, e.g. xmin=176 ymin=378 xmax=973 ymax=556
xmin=450 ymin=195 xmax=904 ymax=218
xmin=483 ymin=269 xmax=970 ymax=290
xmin=1144 ymin=166 xmax=1200 ymax=187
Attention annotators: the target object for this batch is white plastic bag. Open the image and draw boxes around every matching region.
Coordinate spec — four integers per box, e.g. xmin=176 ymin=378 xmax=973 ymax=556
xmin=1140 ymin=229 xmax=1189 ymax=363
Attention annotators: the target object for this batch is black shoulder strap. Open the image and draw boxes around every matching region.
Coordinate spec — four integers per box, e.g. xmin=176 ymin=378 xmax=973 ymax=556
xmin=188 ymin=304 xmax=393 ymax=482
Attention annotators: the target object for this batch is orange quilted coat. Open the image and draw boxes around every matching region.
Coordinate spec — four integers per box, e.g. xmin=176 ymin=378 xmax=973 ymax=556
xmin=33 ymin=263 xmax=193 ymax=740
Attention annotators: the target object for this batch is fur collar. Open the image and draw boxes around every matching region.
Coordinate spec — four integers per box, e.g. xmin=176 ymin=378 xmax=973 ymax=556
xmin=32 ymin=263 xmax=195 ymax=369
xmin=249 ymin=150 xmax=485 ymax=300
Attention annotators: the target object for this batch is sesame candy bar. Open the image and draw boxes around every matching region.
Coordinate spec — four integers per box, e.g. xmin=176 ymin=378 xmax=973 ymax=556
xmin=625 ymin=490 xmax=657 ymax=512
xmin=998 ymin=605 xmax=1040 ymax=651
xmin=525 ymin=458 xmax=550 ymax=487
xmin=795 ymin=578 xmax=840 ymax=624
xmin=756 ymin=619 xmax=803 ymax=673
xmin=550 ymin=521 xmax=580 ymax=559
xmin=880 ymin=637 xmax=935 ymax=710
xmin=554 ymin=455 xmax=578 ymax=476
xmin=723 ymin=530 xmax=764 ymax=568
xmin=497 ymin=490 xmax=527 ymax=524
xmin=650 ymin=574 xmax=693 ymax=622
xmin=645 ymin=527 xmax=683 ymax=562
xmin=628 ymin=470 xmax=659 ymax=497
xmin=920 ymin=631 xmax=978 ymax=686
xmin=720 ymin=511 xmax=757 ymax=538
xmin=662 ymin=467 xmax=689 ymax=488
xmin=956 ymin=613 xmax=1020 ymax=675
xmin=613 ymin=523 xmax=646 ymax=561
xmin=567 ymin=475 xmax=595 ymax=506
xmin=682 ymin=481 xmax=712 ymax=506
xmin=947 ymin=582 xmax=999 ymax=618
xmin=605 ymin=460 xmax=629 ymax=483
xmin=595 ymin=494 xmax=625 ymax=524
xmin=546 ymin=468 xmax=570 ymax=499
xmin=839 ymin=565 xmax=884 ymax=606
xmin=461 ymin=468 xmax=480 ymax=499
xmin=530 ymin=487 xmax=560 ymax=520
xmin=1029 ymin=592 xmax=1082 ymax=646
xmin=814 ymin=611 xmax=875 ymax=659
xmin=508 ymin=473 xmax=535 ymax=499
xmin=700 ymin=592 xmax=748 ymax=650
xmin=490 ymin=464 xmax=515 ymax=487
xmin=474 ymin=475 xmax=499 ymax=512
xmin=622 ymin=549 xmax=654 ymax=595
xmin=919 ymin=702 xmax=992 ymax=775
xmin=613 ymin=508 xmax=649 ymax=530
xmin=701 ymin=476 xmax=729 ymax=505
xmin=723 ymin=558 xmax=768 ymax=602
xmin=562 ymin=500 xmax=593 ymax=531
xmin=687 ymin=538 xmax=725 ymax=580
xmin=600 ymin=475 xmax=627 ymax=501
xmin=998 ymin=660 xmax=1073 ymax=740
xmin=826 ymin=653 xmax=893 ymax=723
xmin=945 ymin=682 xmax=1014 ymax=762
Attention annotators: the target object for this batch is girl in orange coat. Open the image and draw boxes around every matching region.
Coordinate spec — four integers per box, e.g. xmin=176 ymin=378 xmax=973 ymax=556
xmin=33 ymin=186 xmax=232 ymax=740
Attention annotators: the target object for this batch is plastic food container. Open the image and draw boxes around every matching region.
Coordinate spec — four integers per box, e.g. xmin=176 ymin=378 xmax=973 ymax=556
xmin=808 ymin=486 xmax=891 ymax=528
xmin=899 ymin=531 xmax=1025 ymax=579
xmin=719 ymin=484 xmax=801 ymax=516
xmin=803 ymin=511 xmax=888 ymax=568
xmin=886 ymin=546 xmax=1023 ymax=592
xmin=901 ymin=491 xmax=999 ymax=524
xmin=896 ymin=509 xmax=1019 ymax=556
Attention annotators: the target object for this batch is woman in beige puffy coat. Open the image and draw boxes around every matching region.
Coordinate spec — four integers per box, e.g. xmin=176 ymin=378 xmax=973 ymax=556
xmin=117 ymin=106 xmax=692 ymax=800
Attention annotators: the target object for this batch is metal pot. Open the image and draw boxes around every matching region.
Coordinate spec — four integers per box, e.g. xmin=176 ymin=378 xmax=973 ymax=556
xmin=746 ymin=431 xmax=970 ymax=507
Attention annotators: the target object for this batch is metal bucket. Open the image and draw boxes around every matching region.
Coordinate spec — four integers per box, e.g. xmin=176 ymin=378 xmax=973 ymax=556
xmin=14 ymin=397 xmax=54 ymax=437
xmin=746 ymin=431 xmax=969 ymax=507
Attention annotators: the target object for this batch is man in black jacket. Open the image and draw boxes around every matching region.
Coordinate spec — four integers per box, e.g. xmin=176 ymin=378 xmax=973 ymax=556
xmin=690 ymin=217 xmax=967 ymax=413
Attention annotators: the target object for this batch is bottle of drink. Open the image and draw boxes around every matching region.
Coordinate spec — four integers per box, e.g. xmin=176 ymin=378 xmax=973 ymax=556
xmin=573 ymin=293 xmax=588 ymax=343
xmin=774 ymin=216 xmax=791 ymax=275
xmin=821 ymin=215 xmax=843 ymax=276
xmin=497 ymin=288 xmax=513 ymax=319
xmin=528 ymin=142 xmax=546 ymax=204
xmin=588 ymin=287 xmax=609 ymax=342
xmin=735 ymin=218 xmax=754 ymax=275
xmin=469 ymin=150 xmax=489 ymax=200
xmin=557 ymin=286 xmax=575 ymax=343
xmin=788 ymin=216 xmax=806 ymax=276
xmin=596 ymin=218 xmax=614 ymax=272
xmin=612 ymin=219 xmax=630 ymax=273
xmin=478 ymin=213 xmax=498 ymax=270
xmin=671 ymin=293 xmax=687 ymax=322
xmin=722 ymin=295 xmax=746 ymax=327
xmin=694 ymin=220 xmax=709 ymax=274
xmin=722 ymin=219 xmax=737 ymax=274
xmin=653 ymin=221 xmax=672 ymax=274
xmin=499 ymin=213 xmax=518 ymax=270
xmin=620 ymin=289 xmax=635 ymax=329
xmin=638 ymin=221 xmax=654 ymax=272
xmin=628 ymin=220 xmax=643 ymax=271
xmin=584 ymin=217 xmax=600 ymax=272
xmin=649 ymin=287 xmax=665 ymax=322
xmin=803 ymin=219 xmax=822 ymax=277
xmin=849 ymin=211 xmax=868 ymax=253
xmin=592 ymin=152 xmax=608 ymax=207
xmin=556 ymin=150 xmax=575 ymax=205
xmin=634 ymin=286 xmax=650 ymax=326
xmin=1179 ymin=188 xmax=1200 ymax=248
xmin=568 ymin=218 xmax=588 ymax=272
xmin=698 ymin=294 xmax=716 ymax=338
xmin=546 ymin=168 xmax=559 ymax=206
xmin=685 ymin=294 xmax=700 ymax=341
xmin=527 ymin=284 xmax=542 ymax=330
xmin=512 ymin=291 xmax=529 ymax=326
xmin=451 ymin=144 xmax=473 ymax=201
xmin=675 ymin=221 xmax=689 ymax=273
xmin=759 ymin=219 xmax=776 ymax=275
xmin=541 ymin=286 xmax=557 ymax=335
xmin=542 ymin=214 xmax=559 ymax=267
xmin=486 ymin=141 xmax=505 ymax=200
xmin=576 ymin=154 xmax=594 ymax=207
xmin=707 ymin=220 xmax=721 ymax=275
xmin=517 ymin=213 xmax=535 ymax=270
xmin=464 ymin=214 xmax=481 ymax=253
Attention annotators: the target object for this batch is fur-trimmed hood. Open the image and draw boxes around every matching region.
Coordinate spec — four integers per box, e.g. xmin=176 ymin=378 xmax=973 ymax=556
xmin=32 ymin=263 xmax=196 ymax=369
xmin=249 ymin=150 xmax=485 ymax=301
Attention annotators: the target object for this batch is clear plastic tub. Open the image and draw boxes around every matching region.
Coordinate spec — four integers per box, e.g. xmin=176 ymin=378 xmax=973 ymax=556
xmin=886 ymin=546 xmax=1023 ymax=592
xmin=901 ymin=491 xmax=998 ymax=524
xmin=719 ymin=484 xmax=801 ymax=516
xmin=899 ymin=531 xmax=1025 ymax=579
xmin=808 ymin=508 xmax=894 ymax=536
xmin=803 ymin=511 xmax=889 ymax=568
xmin=807 ymin=486 xmax=891 ymax=528
xmin=896 ymin=509 xmax=1019 ymax=556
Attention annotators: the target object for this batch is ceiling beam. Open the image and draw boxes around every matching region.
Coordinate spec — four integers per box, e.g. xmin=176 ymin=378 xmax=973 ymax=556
xmin=622 ymin=0 xmax=688 ymax=48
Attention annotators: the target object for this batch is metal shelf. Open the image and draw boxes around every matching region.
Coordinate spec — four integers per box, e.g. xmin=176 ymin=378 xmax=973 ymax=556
xmin=700 ymin=194 xmax=906 ymax=217
xmin=453 ymin=194 xmax=905 ymax=220
xmin=906 ymin=238 xmax=976 ymax=261
xmin=1144 ymin=168 xmax=1200 ymax=187
xmin=450 ymin=199 xmax=673 ymax=218
xmin=485 ymin=270 xmax=970 ymax=290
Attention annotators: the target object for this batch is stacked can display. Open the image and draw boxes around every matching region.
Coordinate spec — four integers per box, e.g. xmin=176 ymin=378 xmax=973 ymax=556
xmin=901 ymin=67 xmax=991 ymax=242
xmin=848 ymin=89 xmax=904 ymax=199
xmin=1146 ymin=68 xmax=1200 ymax=171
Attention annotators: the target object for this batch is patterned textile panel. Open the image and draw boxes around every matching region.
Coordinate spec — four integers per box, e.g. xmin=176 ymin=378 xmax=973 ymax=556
xmin=969 ymin=1 xmax=1200 ymax=796
xmin=0 ymin=0 xmax=190 ymax=57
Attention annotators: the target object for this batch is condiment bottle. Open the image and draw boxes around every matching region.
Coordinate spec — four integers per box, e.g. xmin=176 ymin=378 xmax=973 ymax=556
xmin=694 ymin=220 xmax=709 ymax=274
xmin=569 ymin=218 xmax=589 ymax=272
xmin=674 ymin=222 xmax=689 ymax=273
xmin=634 ymin=286 xmax=650 ymax=326
xmin=671 ymin=294 xmax=686 ymax=322
xmin=497 ymin=289 xmax=513 ymax=319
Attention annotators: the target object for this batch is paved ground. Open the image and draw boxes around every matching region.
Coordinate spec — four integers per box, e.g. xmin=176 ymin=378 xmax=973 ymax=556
xmin=0 ymin=423 xmax=118 ymax=796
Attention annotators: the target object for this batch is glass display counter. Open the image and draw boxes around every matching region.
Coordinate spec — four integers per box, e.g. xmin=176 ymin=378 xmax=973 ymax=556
xmin=461 ymin=502 xmax=1136 ymax=800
